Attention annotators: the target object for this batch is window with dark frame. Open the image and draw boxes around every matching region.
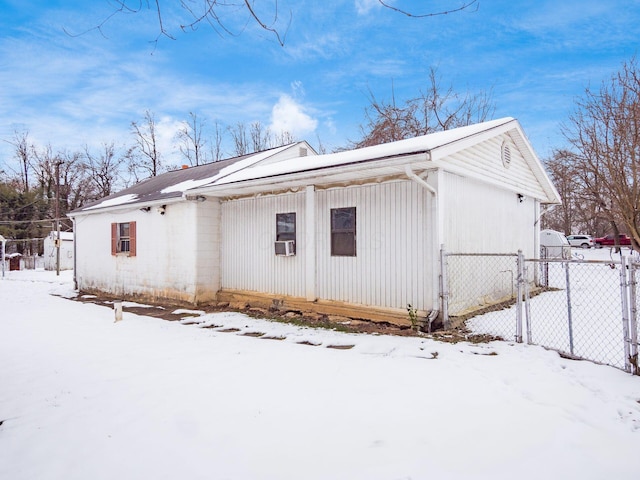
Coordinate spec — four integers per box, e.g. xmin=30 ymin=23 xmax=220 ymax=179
xmin=111 ymin=221 xmax=136 ymax=256
xmin=331 ymin=207 xmax=356 ymax=256
xmin=276 ymin=212 xmax=296 ymax=254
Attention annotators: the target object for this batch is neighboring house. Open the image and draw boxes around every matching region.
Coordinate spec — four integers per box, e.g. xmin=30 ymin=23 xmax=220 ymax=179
xmin=44 ymin=231 xmax=74 ymax=271
xmin=68 ymin=118 xmax=560 ymax=327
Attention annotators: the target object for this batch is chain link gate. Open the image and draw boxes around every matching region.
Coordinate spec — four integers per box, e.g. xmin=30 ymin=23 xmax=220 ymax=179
xmin=441 ymin=248 xmax=639 ymax=375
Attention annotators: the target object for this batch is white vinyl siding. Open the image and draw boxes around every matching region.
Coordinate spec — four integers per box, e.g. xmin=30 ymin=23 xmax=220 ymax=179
xmin=316 ymin=180 xmax=433 ymax=311
xmin=220 ymin=180 xmax=434 ymax=312
xmin=439 ymin=134 xmax=547 ymax=200
xmin=221 ymin=192 xmax=306 ymax=297
xmin=441 ymin=171 xmax=536 ymax=256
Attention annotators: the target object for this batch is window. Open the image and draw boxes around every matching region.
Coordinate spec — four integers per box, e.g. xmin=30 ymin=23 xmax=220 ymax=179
xmin=111 ymin=221 xmax=136 ymax=256
xmin=331 ymin=207 xmax=356 ymax=256
xmin=276 ymin=213 xmax=296 ymax=254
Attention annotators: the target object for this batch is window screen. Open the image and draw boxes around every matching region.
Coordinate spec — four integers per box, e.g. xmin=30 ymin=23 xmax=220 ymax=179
xmin=276 ymin=212 xmax=296 ymax=254
xmin=331 ymin=207 xmax=356 ymax=256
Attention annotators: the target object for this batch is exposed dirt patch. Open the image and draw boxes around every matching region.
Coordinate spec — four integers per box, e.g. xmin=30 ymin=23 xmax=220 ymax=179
xmin=70 ymin=291 xmax=497 ymax=344
xmin=242 ymin=331 xmax=266 ymax=337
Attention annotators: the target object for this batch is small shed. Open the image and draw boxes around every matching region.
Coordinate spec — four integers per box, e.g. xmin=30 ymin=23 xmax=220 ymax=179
xmin=540 ymin=229 xmax=570 ymax=259
xmin=7 ymin=252 xmax=22 ymax=271
xmin=44 ymin=231 xmax=74 ymax=271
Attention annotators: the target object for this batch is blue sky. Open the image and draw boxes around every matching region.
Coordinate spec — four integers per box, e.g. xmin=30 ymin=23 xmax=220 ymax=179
xmin=1 ymin=0 xmax=639 ymax=170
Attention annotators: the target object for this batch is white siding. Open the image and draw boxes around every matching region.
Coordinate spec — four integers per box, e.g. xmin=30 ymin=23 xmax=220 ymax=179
xmin=194 ymin=199 xmax=220 ymax=301
xmin=442 ymin=133 xmax=547 ymax=200
xmin=315 ymin=181 xmax=433 ymax=311
xmin=441 ymin=171 xmax=537 ymax=255
xmin=221 ymin=192 xmax=307 ymax=297
xmin=221 ymin=181 xmax=435 ymax=312
xmin=75 ymin=201 xmax=219 ymax=303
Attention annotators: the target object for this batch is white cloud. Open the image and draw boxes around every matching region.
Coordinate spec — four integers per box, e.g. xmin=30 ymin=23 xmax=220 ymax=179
xmin=269 ymin=94 xmax=318 ymax=138
xmin=355 ymin=0 xmax=383 ymax=15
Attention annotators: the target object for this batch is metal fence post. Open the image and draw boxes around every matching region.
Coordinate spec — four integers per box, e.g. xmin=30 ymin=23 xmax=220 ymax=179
xmin=524 ymin=264 xmax=532 ymax=344
xmin=515 ymin=250 xmax=524 ymax=343
xmin=620 ymin=256 xmax=632 ymax=373
xmin=629 ymin=260 xmax=639 ymax=375
xmin=440 ymin=246 xmax=450 ymax=330
xmin=564 ymin=261 xmax=574 ymax=356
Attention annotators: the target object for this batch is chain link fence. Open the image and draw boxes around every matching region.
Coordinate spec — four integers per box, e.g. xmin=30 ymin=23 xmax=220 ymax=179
xmin=442 ymin=248 xmax=639 ymax=375
xmin=442 ymin=252 xmax=521 ymax=341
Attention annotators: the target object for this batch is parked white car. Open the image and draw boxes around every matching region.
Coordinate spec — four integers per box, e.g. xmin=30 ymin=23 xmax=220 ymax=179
xmin=566 ymin=234 xmax=594 ymax=249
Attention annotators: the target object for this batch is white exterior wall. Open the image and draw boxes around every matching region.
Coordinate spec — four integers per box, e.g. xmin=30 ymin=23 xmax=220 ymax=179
xmin=440 ymin=170 xmax=538 ymax=316
xmin=441 ymin=171 xmax=537 ymax=255
xmin=75 ymin=201 xmax=219 ymax=303
xmin=221 ymin=180 xmax=435 ymax=313
xmin=315 ymin=181 xmax=433 ymax=311
xmin=43 ymin=236 xmax=74 ymax=271
xmin=441 ymin=133 xmax=547 ymax=200
xmin=221 ymin=192 xmax=307 ymax=297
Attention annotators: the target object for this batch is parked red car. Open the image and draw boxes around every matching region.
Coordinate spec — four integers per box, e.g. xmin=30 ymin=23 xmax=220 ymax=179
xmin=594 ymin=234 xmax=632 ymax=247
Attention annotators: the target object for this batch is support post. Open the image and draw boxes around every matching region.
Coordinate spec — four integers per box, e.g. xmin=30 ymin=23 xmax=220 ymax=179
xmin=55 ymin=160 xmax=61 ymax=276
xmin=515 ymin=250 xmax=524 ymax=343
xmin=620 ymin=256 xmax=632 ymax=373
xmin=440 ymin=246 xmax=450 ymax=329
xmin=628 ymin=260 xmax=639 ymax=375
xmin=564 ymin=261 xmax=574 ymax=355
xmin=305 ymin=185 xmax=316 ymax=301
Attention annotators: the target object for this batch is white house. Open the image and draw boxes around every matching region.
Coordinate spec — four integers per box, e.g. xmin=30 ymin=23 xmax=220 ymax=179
xmin=68 ymin=118 xmax=560 ymax=327
xmin=44 ymin=231 xmax=74 ymax=271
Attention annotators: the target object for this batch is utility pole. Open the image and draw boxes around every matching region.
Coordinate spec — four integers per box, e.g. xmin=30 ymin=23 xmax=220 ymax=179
xmin=55 ymin=160 xmax=61 ymax=276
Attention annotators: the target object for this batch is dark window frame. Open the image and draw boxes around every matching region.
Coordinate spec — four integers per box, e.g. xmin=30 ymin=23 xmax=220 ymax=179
xmin=276 ymin=212 xmax=296 ymax=254
xmin=331 ymin=207 xmax=356 ymax=257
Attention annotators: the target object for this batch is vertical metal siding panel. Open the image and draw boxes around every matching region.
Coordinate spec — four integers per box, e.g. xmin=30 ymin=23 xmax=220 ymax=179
xmin=223 ymin=194 xmax=306 ymax=297
xmin=384 ymin=183 xmax=392 ymax=308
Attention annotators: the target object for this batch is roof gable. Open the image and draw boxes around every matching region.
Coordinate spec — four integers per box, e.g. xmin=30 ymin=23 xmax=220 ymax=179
xmin=189 ymin=118 xmax=560 ymax=204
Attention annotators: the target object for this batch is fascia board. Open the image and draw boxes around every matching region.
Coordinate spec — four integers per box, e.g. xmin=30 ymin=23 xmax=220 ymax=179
xmin=188 ymin=152 xmax=431 ymax=197
xmin=67 ymin=197 xmax=185 ymax=218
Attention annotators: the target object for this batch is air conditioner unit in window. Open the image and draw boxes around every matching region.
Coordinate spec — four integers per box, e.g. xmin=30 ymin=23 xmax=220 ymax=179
xmin=274 ymin=240 xmax=295 ymax=256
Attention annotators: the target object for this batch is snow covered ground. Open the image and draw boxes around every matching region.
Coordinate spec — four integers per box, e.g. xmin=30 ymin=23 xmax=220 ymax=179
xmin=1 ymin=269 xmax=639 ymax=479
xmin=467 ymin=248 xmax=640 ymax=371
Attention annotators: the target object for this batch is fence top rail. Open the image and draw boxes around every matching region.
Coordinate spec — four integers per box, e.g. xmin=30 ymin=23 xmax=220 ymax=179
xmin=445 ymin=252 xmax=519 ymax=258
xmin=525 ymin=257 xmax=623 ymax=266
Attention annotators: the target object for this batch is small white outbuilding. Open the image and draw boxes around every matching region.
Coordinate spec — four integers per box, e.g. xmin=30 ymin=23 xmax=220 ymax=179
xmin=44 ymin=231 xmax=74 ymax=271
xmin=540 ymin=229 xmax=571 ymax=259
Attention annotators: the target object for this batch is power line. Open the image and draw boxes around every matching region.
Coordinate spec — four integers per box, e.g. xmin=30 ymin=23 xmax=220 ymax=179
xmin=0 ymin=218 xmax=67 ymax=225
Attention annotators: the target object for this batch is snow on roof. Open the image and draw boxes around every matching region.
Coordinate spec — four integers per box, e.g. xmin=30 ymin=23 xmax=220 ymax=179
xmin=160 ymin=144 xmax=294 ymax=194
xmin=203 ymin=118 xmax=515 ymax=187
xmin=71 ymin=119 xmax=524 ymax=214
xmin=83 ymin=193 xmax=139 ymax=210
xmin=70 ymin=143 xmax=304 ymax=214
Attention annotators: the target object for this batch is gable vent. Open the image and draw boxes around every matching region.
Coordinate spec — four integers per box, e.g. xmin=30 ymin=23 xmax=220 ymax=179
xmin=501 ymin=140 xmax=512 ymax=168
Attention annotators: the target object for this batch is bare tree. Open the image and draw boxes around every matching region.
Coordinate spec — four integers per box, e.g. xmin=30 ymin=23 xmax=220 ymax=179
xmin=229 ymin=122 xmax=249 ymax=157
xmin=83 ymin=142 xmax=125 ymax=198
xmin=250 ymin=121 xmax=271 ymax=153
xmin=129 ymin=110 xmax=162 ymax=178
xmin=563 ymin=57 xmax=640 ymax=251
xmin=272 ymin=130 xmax=296 ymax=148
xmin=177 ymin=112 xmax=207 ymax=166
xmin=210 ymin=120 xmax=225 ymax=162
xmin=78 ymin=1 xmax=477 ymax=46
xmin=6 ymin=131 xmax=32 ymax=192
xmin=353 ymin=67 xmax=495 ymax=148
